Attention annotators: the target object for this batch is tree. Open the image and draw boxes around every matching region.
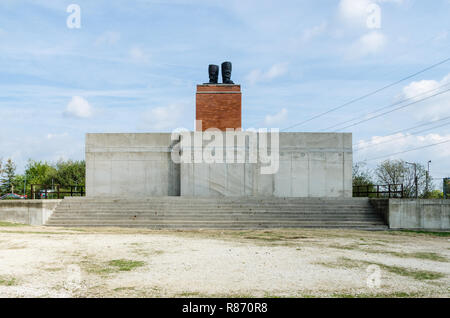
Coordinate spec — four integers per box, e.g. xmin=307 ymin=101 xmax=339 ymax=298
xmin=353 ymin=162 xmax=374 ymax=187
xmin=352 ymin=162 xmax=376 ymax=197
xmin=374 ymin=159 xmax=427 ymax=198
xmin=427 ymin=190 xmax=444 ymax=199
xmin=54 ymin=159 xmax=85 ymax=186
xmin=0 ymin=158 xmax=17 ymax=194
xmin=24 ymin=160 xmax=57 ymax=186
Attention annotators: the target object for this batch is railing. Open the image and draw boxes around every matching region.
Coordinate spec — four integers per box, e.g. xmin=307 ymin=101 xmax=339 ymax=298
xmin=353 ymin=184 xmax=404 ymax=198
xmin=30 ymin=184 xmax=85 ymax=199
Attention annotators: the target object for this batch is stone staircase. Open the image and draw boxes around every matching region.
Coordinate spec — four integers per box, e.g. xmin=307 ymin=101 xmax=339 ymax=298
xmin=45 ymin=197 xmax=387 ymax=230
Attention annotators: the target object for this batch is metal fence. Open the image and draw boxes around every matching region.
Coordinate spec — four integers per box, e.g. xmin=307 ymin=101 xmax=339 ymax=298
xmin=353 ymin=184 xmax=404 ymax=198
xmin=30 ymin=184 xmax=85 ymax=199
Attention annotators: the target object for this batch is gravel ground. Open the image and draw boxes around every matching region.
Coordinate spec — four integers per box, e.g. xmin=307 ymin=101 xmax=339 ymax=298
xmin=0 ymin=224 xmax=448 ymax=298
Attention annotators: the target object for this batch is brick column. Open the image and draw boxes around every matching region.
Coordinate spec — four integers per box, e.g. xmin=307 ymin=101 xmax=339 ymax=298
xmin=195 ymin=84 xmax=242 ymax=131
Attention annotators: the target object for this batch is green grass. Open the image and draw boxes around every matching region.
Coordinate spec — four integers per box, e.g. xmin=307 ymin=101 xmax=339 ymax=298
xmin=113 ymin=287 xmax=136 ymax=292
xmin=0 ymin=276 xmax=17 ymax=286
xmin=392 ymin=230 xmax=450 ymax=237
xmin=108 ymin=259 xmax=146 ymax=271
xmin=80 ymin=256 xmax=145 ymax=275
xmin=177 ymin=291 xmax=203 ymax=297
xmin=360 ymin=260 xmax=445 ymax=281
xmin=331 ymin=291 xmax=425 ymax=298
xmin=319 ymin=257 xmax=445 ymax=281
xmin=397 ymin=252 xmax=447 ymax=262
xmin=0 ymin=230 xmax=69 ymax=235
xmin=0 ymin=221 xmax=25 ymax=227
xmin=329 ymin=244 xmax=448 ymax=262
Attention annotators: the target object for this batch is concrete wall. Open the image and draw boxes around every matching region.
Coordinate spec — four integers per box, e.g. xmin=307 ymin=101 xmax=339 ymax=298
xmin=388 ymin=199 xmax=450 ymax=230
xmin=369 ymin=199 xmax=389 ymax=225
xmin=181 ymin=132 xmax=352 ymax=198
xmin=86 ymin=132 xmax=352 ymax=198
xmin=86 ymin=133 xmax=180 ymax=197
xmin=0 ymin=200 xmax=61 ymax=225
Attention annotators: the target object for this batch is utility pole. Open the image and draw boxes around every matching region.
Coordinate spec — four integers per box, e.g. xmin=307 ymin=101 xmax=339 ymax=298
xmin=23 ymin=174 xmax=27 ymax=198
xmin=406 ymin=162 xmax=418 ymax=198
xmin=426 ymin=160 xmax=431 ymax=196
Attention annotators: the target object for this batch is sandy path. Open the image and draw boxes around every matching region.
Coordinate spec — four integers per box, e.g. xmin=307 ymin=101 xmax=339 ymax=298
xmin=0 ymin=226 xmax=448 ymax=298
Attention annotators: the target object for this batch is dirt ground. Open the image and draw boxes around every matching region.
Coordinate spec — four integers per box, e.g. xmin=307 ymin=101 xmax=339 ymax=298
xmin=0 ymin=222 xmax=448 ymax=298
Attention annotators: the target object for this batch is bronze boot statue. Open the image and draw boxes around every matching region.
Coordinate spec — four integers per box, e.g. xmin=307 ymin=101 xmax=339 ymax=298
xmin=221 ymin=61 xmax=234 ymax=84
xmin=208 ymin=64 xmax=219 ymax=84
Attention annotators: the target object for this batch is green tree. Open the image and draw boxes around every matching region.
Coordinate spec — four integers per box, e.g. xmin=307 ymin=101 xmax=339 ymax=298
xmin=24 ymin=160 xmax=57 ymax=186
xmin=0 ymin=158 xmax=17 ymax=194
xmin=427 ymin=190 xmax=444 ymax=199
xmin=54 ymin=160 xmax=85 ymax=186
xmin=352 ymin=162 xmax=376 ymax=197
xmin=375 ymin=160 xmax=427 ymax=198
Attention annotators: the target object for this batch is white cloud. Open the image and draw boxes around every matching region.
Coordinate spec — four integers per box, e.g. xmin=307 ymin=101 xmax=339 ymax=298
xmin=140 ymin=102 xmax=187 ymax=131
xmin=355 ymin=133 xmax=450 ymax=164
xmin=129 ymin=46 xmax=150 ymax=63
xmin=246 ymin=63 xmax=289 ymax=85
xmin=64 ymin=96 xmax=93 ymax=118
xmin=402 ymin=80 xmax=441 ymax=100
xmin=401 ymin=73 xmax=450 ymax=120
xmin=348 ymin=30 xmax=386 ymax=57
xmin=338 ymin=0 xmax=404 ymax=27
xmin=95 ymin=31 xmax=121 ymax=46
xmin=339 ymin=0 xmax=373 ymax=26
xmin=264 ymin=108 xmax=288 ymax=126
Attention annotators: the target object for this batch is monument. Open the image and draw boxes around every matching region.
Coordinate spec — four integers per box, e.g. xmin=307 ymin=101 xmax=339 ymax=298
xmin=196 ymin=62 xmax=241 ymax=131
xmin=85 ymin=62 xmax=352 ymax=198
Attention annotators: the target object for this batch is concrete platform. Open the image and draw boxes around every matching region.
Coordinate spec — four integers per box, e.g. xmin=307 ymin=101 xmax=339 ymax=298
xmin=46 ymin=197 xmax=387 ymax=230
xmin=85 ymin=132 xmax=352 ymax=198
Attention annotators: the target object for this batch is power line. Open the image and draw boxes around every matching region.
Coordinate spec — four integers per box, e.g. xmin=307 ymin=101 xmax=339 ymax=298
xmin=362 ymin=139 xmax=450 ymax=161
xmin=332 ymin=88 xmax=450 ymax=132
xmin=354 ymin=120 xmax=450 ymax=152
xmin=353 ymin=115 xmax=450 ymax=146
xmin=281 ymin=56 xmax=450 ymax=131
xmin=321 ymin=81 xmax=450 ymax=132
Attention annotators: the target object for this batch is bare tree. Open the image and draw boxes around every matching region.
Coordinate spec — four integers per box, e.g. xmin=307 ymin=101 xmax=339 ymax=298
xmin=374 ymin=159 xmax=427 ymax=198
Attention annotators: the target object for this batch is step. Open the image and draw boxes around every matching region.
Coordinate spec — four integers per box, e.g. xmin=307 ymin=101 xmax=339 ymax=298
xmin=46 ymin=197 xmax=386 ymax=230
xmin=46 ymin=223 xmax=388 ymax=230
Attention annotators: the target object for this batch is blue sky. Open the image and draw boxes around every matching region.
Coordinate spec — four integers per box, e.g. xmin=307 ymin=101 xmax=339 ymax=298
xmin=0 ymin=0 xmax=449 ymax=188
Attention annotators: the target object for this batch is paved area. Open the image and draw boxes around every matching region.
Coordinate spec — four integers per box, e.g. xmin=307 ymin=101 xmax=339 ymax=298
xmin=0 ymin=223 xmax=448 ymax=298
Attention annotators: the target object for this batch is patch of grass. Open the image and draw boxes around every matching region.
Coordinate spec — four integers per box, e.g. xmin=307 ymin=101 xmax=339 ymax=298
xmin=177 ymin=291 xmax=202 ymax=297
xmin=329 ymin=244 xmax=448 ymax=262
xmin=316 ymin=257 xmax=361 ymax=269
xmin=43 ymin=267 xmax=64 ymax=272
xmin=82 ymin=263 xmax=116 ymax=275
xmin=319 ymin=257 xmax=445 ymax=281
xmin=0 ymin=230 xmax=66 ymax=235
xmin=214 ymin=293 xmax=255 ymax=298
xmin=331 ymin=291 xmax=425 ymax=298
xmin=389 ymin=252 xmax=448 ymax=262
xmin=113 ymin=287 xmax=136 ymax=292
xmin=328 ymin=244 xmax=360 ymax=251
xmin=0 ymin=221 xmax=25 ymax=227
xmin=360 ymin=260 xmax=445 ymax=281
xmin=133 ymin=248 xmax=164 ymax=257
xmin=108 ymin=259 xmax=146 ymax=271
xmin=0 ymin=276 xmax=17 ymax=286
xmin=391 ymin=230 xmax=450 ymax=237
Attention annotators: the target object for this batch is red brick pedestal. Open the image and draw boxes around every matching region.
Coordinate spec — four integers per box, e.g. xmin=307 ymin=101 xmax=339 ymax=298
xmin=196 ymin=84 xmax=242 ymax=131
